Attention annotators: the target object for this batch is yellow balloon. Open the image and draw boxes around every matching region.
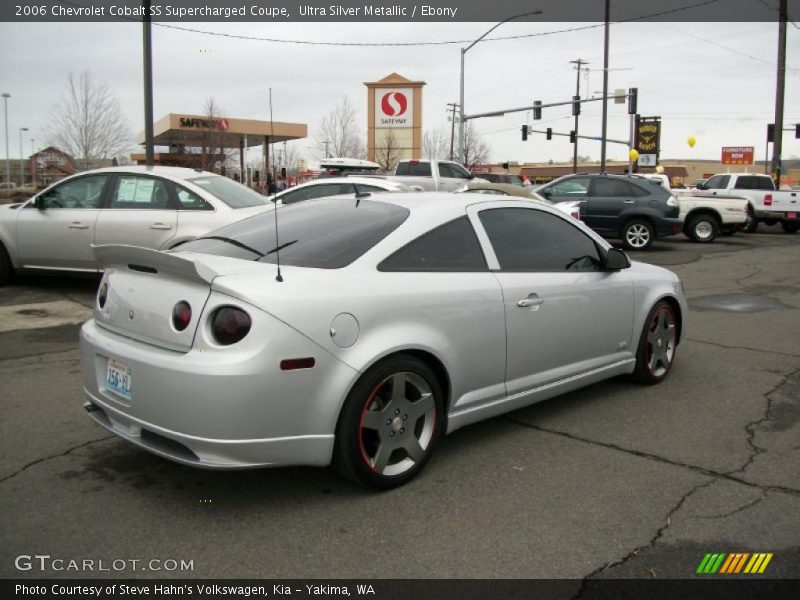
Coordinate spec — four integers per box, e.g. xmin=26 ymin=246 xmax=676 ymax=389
xmin=629 ymin=149 xmax=639 ymax=161
xmin=687 ymin=136 xmax=696 ymax=148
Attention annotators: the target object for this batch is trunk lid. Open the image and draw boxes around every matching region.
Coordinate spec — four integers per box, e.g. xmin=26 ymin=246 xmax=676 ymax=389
xmin=93 ymin=245 xmax=263 ymax=352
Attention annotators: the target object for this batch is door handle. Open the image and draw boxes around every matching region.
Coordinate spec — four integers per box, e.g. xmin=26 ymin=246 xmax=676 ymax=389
xmin=68 ymin=222 xmax=89 ymax=230
xmin=149 ymin=223 xmax=173 ymax=230
xmin=623 ymin=200 xmax=635 ymax=204
xmin=517 ymin=294 xmax=544 ymax=309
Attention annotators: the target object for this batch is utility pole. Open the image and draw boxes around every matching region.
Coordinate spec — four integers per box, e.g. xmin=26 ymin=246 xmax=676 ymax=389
xmin=323 ymin=140 xmax=330 ymax=158
xmin=569 ymin=59 xmax=588 ymax=173
xmin=600 ymin=0 xmax=610 ymax=172
xmin=771 ymin=0 xmax=787 ymax=186
xmin=447 ymin=103 xmax=459 ymax=160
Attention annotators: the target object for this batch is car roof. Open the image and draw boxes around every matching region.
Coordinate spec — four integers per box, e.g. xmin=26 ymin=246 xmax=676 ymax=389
xmin=73 ymin=165 xmax=215 ymax=181
xmin=293 ymin=176 xmax=405 ymax=189
xmin=362 ymin=191 xmax=552 ymax=212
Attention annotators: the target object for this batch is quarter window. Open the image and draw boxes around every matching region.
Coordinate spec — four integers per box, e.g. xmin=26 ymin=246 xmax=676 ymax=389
xmin=379 ymin=216 xmax=487 ymax=272
xmin=479 ymin=208 xmax=602 ymax=271
xmin=111 ymin=176 xmax=172 ymax=209
xmin=38 ymin=175 xmax=108 ymax=209
xmin=175 ymin=186 xmax=213 ymax=211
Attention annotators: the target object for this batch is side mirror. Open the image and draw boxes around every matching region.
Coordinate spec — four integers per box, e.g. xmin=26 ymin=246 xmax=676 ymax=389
xmin=539 ymin=188 xmax=552 ymax=198
xmin=606 ymin=248 xmax=631 ymax=270
xmin=695 ymin=182 xmax=706 ymax=190
xmin=34 ymin=196 xmax=46 ymax=210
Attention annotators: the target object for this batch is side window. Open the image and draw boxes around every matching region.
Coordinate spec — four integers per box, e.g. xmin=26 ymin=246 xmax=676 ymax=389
xmin=591 ymin=178 xmax=630 ymax=197
xmin=378 ymin=216 xmax=488 ymax=272
xmin=448 ymin=163 xmax=472 ymax=179
xmin=438 ymin=163 xmax=452 ymax=178
xmin=110 ymin=176 xmax=172 ymax=209
xmin=545 ymin=177 xmax=590 ymax=197
xmin=705 ymin=175 xmax=730 ymax=189
xmin=38 ymin=175 xmax=108 ymax=209
xmin=175 ymin=186 xmax=214 ymax=211
xmin=735 ymin=176 xmax=755 ymax=190
xmin=479 ymin=208 xmax=602 ymax=271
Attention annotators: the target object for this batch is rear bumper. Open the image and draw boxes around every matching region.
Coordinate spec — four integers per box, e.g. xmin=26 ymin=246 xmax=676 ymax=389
xmin=654 ymin=217 xmax=683 ymax=238
xmin=83 ymin=390 xmax=334 ymax=469
xmin=753 ymin=209 xmax=798 ymax=221
xmin=80 ymin=311 xmax=359 ymax=469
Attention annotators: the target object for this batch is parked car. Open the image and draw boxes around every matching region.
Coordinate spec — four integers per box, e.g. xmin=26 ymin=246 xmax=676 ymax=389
xmin=464 ymin=182 xmax=581 ymax=220
xmin=536 ymin=174 xmax=682 ymax=250
xmin=80 ymin=192 xmax=686 ymax=489
xmin=392 ymin=159 xmax=483 ymax=191
xmin=268 ymin=176 xmax=418 ymax=206
xmin=474 ymin=173 xmax=525 ymax=187
xmin=697 ymin=173 xmax=799 ymax=233
xmin=0 ymin=181 xmax=37 ymax=199
xmin=639 ymin=174 xmax=749 ymax=242
xmin=0 ymin=166 xmax=271 ymax=285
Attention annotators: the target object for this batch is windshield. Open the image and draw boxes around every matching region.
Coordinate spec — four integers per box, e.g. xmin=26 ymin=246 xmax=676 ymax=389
xmin=187 ymin=175 xmax=268 ymax=208
xmin=177 ymin=197 xmax=409 ymax=269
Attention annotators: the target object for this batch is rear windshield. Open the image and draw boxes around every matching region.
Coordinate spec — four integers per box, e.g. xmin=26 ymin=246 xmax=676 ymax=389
xmin=396 ymin=162 xmax=432 ymax=176
xmin=187 ymin=176 xmax=268 ymax=208
xmin=177 ymin=198 xmax=409 ymax=269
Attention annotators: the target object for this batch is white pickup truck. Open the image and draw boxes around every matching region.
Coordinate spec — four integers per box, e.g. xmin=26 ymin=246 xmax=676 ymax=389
xmin=641 ymin=174 xmax=748 ymax=243
xmin=696 ymin=173 xmax=799 ymax=233
xmin=393 ymin=159 xmax=483 ymax=192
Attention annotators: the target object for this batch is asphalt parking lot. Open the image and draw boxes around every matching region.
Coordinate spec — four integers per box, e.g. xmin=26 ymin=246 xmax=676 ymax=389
xmin=1 ymin=227 xmax=798 ymax=582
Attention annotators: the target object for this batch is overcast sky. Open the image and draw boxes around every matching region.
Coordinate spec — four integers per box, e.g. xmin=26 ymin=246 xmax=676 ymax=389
xmin=0 ymin=18 xmax=798 ymax=166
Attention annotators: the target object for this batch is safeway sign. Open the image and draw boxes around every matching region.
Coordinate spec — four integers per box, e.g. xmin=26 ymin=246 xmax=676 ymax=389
xmin=375 ymin=88 xmax=413 ymax=128
xmin=721 ymin=146 xmax=754 ymax=165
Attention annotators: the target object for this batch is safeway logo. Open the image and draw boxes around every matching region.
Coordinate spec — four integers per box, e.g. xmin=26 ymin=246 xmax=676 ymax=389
xmin=381 ymin=92 xmax=408 ymax=117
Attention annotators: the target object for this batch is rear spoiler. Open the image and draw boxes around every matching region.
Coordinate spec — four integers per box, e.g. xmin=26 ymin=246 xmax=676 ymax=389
xmin=92 ymin=244 xmax=218 ymax=284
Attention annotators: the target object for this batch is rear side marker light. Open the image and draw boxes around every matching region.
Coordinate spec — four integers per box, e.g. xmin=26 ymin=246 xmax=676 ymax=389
xmin=172 ymin=301 xmax=192 ymax=331
xmin=210 ymin=307 xmax=251 ymax=345
xmin=280 ymin=358 xmax=316 ymax=371
xmin=764 ymin=194 xmax=773 ymax=206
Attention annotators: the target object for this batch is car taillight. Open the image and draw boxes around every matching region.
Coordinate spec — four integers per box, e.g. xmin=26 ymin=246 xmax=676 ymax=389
xmin=98 ymin=283 xmax=108 ymax=309
xmin=210 ymin=307 xmax=251 ymax=345
xmin=172 ymin=301 xmax=192 ymax=332
xmin=571 ymin=209 xmax=580 ymax=220
xmin=764 ymin=194 xmax=772 ymax=206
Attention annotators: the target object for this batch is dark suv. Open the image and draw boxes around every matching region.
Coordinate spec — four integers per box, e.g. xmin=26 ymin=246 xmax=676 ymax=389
xmin=537 ymin=174 xmax=681 ymax=250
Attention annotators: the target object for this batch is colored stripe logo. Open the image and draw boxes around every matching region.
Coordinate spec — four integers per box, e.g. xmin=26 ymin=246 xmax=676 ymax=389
xmin=697 ymin=552 xmax=773 ymax=574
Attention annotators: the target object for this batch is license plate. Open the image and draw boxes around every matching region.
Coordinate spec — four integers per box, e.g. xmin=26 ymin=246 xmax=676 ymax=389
xmin=106 ymin=359 xmax=132 ymax=401
xmin=788 ymin=212 xmax=797 ymax=220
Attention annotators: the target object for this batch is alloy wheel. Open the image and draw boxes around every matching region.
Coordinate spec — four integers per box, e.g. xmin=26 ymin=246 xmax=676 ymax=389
xmin=645 ymin=307 xmax=676 ymax=377
xmin=625 ymin=223 xmax=651 ymax=249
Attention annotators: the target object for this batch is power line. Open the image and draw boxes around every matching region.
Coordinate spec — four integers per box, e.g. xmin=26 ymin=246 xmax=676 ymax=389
xmin=53 ymin=0 xmax=723 ymax=48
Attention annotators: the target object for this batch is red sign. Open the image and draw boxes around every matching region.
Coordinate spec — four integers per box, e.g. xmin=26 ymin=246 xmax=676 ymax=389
xmin=380 ymin=92 xmax=408 ymax=117
xmin=721 ymin=146 xmax=754 ymax=165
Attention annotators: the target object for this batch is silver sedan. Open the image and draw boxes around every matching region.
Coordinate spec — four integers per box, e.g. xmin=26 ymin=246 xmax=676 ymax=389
xmin=0 ymin=166 xmax=271 ymax=285
xmin=79 ymin=193 xmax=687 ymax=489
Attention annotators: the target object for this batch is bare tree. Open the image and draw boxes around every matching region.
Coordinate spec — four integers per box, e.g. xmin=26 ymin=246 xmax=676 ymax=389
xmin=462 ymin=123 xmax=491 ymax=170
xmin=423 ymin=127 xmax=450 ymax=160
xmin=315 ymin=97 xmax=365 ymax=158
xmin=44 ymin=71 xmax=132 ymax=168
xmin=374 ymin=129 xmax=403 ymax=173
xmin=180 ymin=98 xmax=236 ymax=173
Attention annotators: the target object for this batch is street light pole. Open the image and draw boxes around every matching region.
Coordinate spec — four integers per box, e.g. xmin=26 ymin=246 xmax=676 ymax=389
xmin=600 ymin=0 xmax=610 ymax=172
xmin=30 ymin=138 xmax=36 ymax=186
xmin=458 ymin=10 xmax=543 ymax=164
xmin=19 ymin=127 xmax=28 ymax=186
xmin=2 ymin=93 xmax=9 ymax=186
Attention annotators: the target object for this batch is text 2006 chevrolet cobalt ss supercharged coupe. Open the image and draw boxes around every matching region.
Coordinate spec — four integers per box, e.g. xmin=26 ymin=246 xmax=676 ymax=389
xmin=80 ymin=193 xmax=687 ymax=489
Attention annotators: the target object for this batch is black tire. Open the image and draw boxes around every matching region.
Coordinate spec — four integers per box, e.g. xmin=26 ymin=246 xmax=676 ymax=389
xmin=763 ymin=219 xmax=778 ymax=227
xmin=621 ymin=219 xmax=655 ymax=251
xmin=333 ymin=354 xmax=444 ymax=490
xmin=686 ymin=213 xmax=719 ymax=243
xmin=742 ymin=206 xmax=758 ymax=233
xmin=630 ymin=300 xmax=679 ymax=385
xmin=781 ymin=221 xmax=799 ymax=234
xmin=0 ymin=242 xmax=13 ymax=287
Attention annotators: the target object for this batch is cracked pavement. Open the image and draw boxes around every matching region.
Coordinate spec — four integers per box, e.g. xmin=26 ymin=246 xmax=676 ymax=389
xmin=0 ymin=231 xmax=798 ymax=580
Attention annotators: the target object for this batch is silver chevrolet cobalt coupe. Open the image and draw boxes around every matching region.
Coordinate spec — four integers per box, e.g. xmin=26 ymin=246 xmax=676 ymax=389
xmin=80 ymin=193 xmax=687 ymax=489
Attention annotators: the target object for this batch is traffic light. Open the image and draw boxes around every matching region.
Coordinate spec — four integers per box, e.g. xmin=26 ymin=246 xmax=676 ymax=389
xmin=796 ymin=123 xmax=799 ymax=139
xmin=767 ymin=123 xmax=775 ymax=143
xmin=281 ymin=167 xmax=287 ymax=177
xmin=628 ymin=87 xmax=638 ymax=115
xmin=522 ymin=124 xmax=528 ymax=141
xmin=572 ymin=95 xmax=581 ymax=116
xmin=502 ymin=162 xmax=509 ymax=171
xmin=569 ymin=130 xmax=577 ymax=143
xmin=546 ymin=128 xmax=552 ymax=140
xmin=533 ymin=100 xmax=542 ymax=120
